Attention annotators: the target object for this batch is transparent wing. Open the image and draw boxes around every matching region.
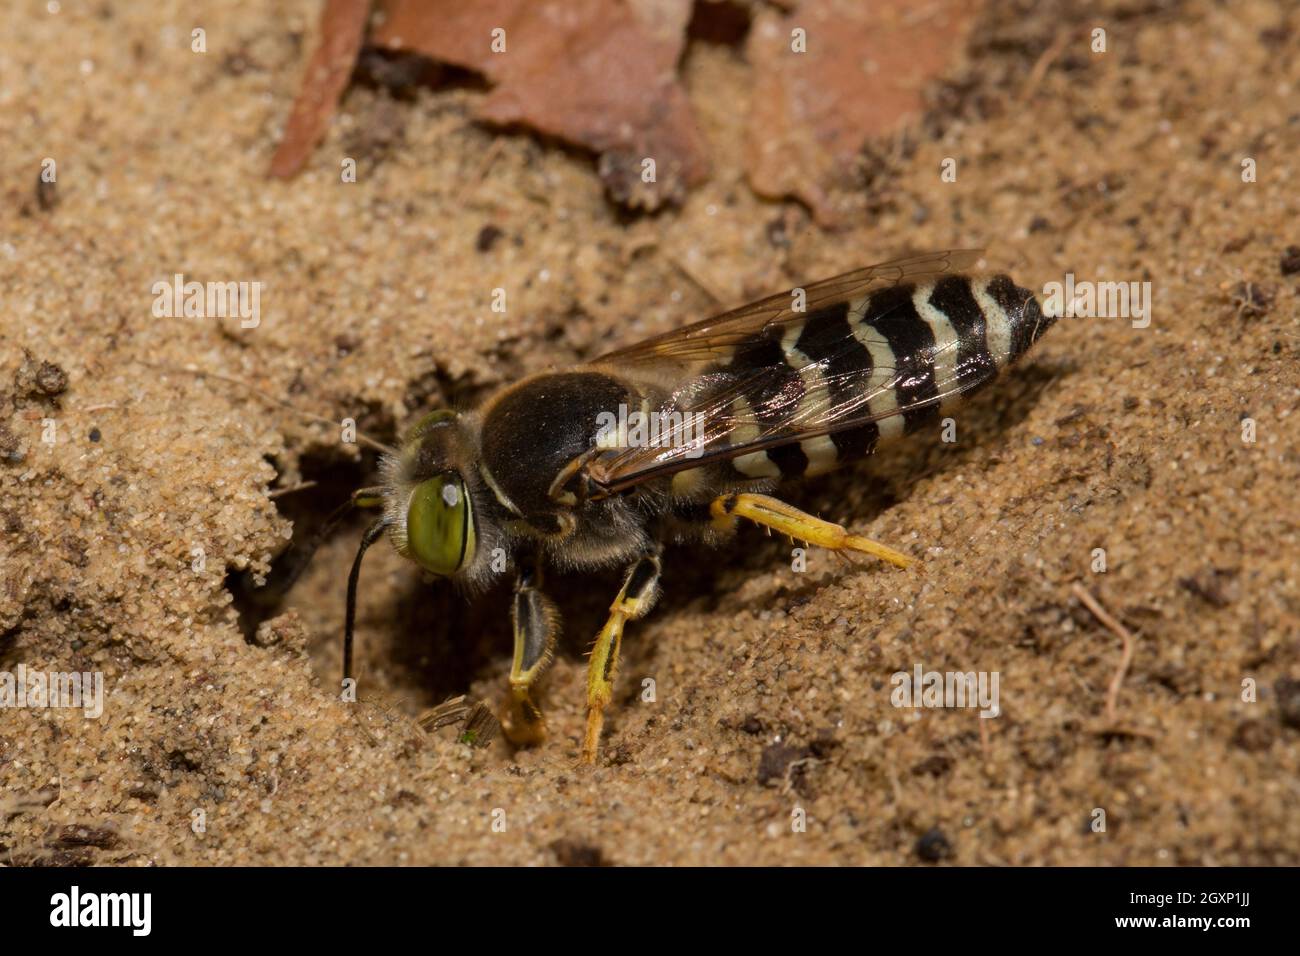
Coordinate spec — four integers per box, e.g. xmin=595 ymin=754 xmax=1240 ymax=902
xmin=586 ymin=250 xmax=988 ymax=493
xmin=599 ymin=249 xmax=982 ymax=367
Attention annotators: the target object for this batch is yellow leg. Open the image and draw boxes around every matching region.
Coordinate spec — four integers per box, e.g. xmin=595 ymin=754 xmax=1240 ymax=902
xmin=582 ymin=553 xmax=661 ymax=764
xmin=500 ymin=567 xmax=559 ymax=746
xmin=709 ymin=493 xmax=914 ymax=569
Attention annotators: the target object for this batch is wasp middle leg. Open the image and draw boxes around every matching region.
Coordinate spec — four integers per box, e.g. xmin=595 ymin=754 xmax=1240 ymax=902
xmin=581 ymin=549 xmax=662 ymax=764
xmin=709 ymin=492 xmax=914 ymax=569
xmin=500 ymin=562 xmax=560 ymax=746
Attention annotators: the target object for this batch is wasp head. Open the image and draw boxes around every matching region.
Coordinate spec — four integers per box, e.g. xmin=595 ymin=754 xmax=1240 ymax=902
xmin=342 ymin=409 xmax=501 ymax=684
xmin=380 ymin=409 xmax=481 ymax=578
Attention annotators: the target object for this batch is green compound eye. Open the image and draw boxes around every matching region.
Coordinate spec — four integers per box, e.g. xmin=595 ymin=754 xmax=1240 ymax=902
xmin=406 ymin=475 xmax=475 ymax=575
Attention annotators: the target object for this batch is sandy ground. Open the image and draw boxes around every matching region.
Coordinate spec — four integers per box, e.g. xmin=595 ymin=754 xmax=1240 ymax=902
xmin=2 ymin=0 xmax=1298 ymax=866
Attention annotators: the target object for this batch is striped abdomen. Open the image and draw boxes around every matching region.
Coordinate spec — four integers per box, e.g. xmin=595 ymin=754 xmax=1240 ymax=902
xmin=719 ymin=274 xmax=1051 ymax=481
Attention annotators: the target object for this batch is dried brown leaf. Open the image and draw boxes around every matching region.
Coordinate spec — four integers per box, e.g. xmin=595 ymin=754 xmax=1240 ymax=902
xmin=747 ymin=0 xmax=982 ymax=225
xmin=269 ymin=0 xmax=371 ymax=179
xmin=373 ymin=0 xmax=707 ymax=208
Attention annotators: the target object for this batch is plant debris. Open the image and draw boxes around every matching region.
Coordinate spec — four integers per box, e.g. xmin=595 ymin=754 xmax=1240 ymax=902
xmin=1279 ymin=245 xmax=1300 ymax=276
xmin=371 ymin=0 xmax=708 ymax=209
xmin=417 ymin=694 xmax=500 ymax=748
xmin=1275 ymin=679 xmax=1300 ymax=732
xmin=270 ymin=0 xmax=988 ymax=214
xmin=550 ymin=837 xmax=609 ymax=866
xmin=269 ymin=0 xmax=371 ymax=178
xmin=915 ymin=826 xmax=953 ymax=863
xmin=746 ymin=0 xmax=982 ymax=225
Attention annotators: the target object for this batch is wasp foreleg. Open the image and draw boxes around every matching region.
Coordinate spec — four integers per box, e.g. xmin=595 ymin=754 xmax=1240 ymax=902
xmin=708 ymin=493 xmax=914 ymax=569
xmin=500 ymin=563 xmax=560 ymax=747
xmin=581 ymin=550 xmax=662 ymax=764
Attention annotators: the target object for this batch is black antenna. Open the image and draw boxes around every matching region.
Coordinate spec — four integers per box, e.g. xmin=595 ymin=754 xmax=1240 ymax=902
xmin=344 ymin=517 xmax=392 ymax=685
xmin=271 ymin=496 xmax=355 ymax=598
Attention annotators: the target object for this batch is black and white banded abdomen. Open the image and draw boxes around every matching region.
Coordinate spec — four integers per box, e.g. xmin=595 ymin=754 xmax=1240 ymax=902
xmin=721 ymin=273 xmax=1052 ymax=481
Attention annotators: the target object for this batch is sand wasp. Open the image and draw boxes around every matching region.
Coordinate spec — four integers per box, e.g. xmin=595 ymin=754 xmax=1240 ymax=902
xmin=338 ymin=249 xmax=1052 ymax=762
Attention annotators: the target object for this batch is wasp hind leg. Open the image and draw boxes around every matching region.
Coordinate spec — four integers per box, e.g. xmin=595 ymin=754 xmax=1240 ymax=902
xmin=709 ymin=493 xmax=914 ymax=569
xmin=582 ymin=550 xmax=662 ymax=765
xmin=500 ymin=565 xmax=560 ymax=746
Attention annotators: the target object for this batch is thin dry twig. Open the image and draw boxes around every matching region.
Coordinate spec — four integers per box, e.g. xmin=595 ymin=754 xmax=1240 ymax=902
xmin=473 ymin=137 xmax=508 ymax=182
xmin=1020 ymin=30 xmax=1068 ymax=102
xmin=268 ymin=0 xmax=371 ymax=178
xmin=268 ymin=480 xmax=319 ymax=499
xmin=666 ymin=251 xmax=727 ymax=305
xmin=1 ymin=788 xmax=59 ymax=821
xmin=1071 ymin=582 xmax=1136 ymax=726
xmin=780 ymin=756 xmax=818 ymax=796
